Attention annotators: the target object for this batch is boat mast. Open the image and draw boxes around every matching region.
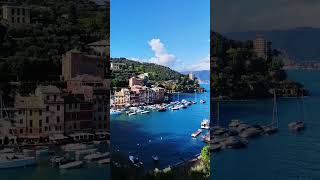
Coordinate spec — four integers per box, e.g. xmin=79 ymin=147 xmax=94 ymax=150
xmin=272 ymin=90 xmax=278 ymax=128
xmin=217 ymin=101 xmax=220 ymax=127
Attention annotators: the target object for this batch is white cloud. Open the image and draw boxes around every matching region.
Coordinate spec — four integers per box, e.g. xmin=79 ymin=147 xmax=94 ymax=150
xmin=147 ymin=39 xmax=176 ymax=66
xmin=183 ymin=54 xmax=210 ymax=71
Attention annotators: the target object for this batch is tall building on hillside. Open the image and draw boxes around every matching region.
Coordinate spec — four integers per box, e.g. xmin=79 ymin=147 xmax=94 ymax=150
xmin=1 ymin=5 xmax=31 ymax=25
xmin=61 ymin=50 xmax=104 ymax=81
xmin=129 ymin=77 xmax=143 ymax=87
xmin=253 ymin=34 xmax=272 ymax=60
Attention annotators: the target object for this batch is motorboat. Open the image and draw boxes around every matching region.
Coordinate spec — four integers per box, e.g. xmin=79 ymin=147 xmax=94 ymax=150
xmin=128 ymin=155 xmax=143 ymax=167
xmin=110 ymin=109 xmax=122 ymax=115
xmin=152 ymin=155 xmax=159 ymax=162
xmin=59 ymin=161 xmax=83 ymax=170
xmin=0 ymin=154 xmax=36 ymax=169
xmin=84 ymin=152 xmax=110 ymax=161
xmin=191 ymin=129 xmax=202 ymax=138
xmin=98 ymin=158 xmax=110 ymax=164
xmin=201 ymin=119 xmax=210 ymax=129
xmin=62 ymin=143 xmax=88 ymax=152
xmin=128 ymin=112 xmax=137 ymax=116
xmin=200 ymin=100 xmax=206 ymax=104
xmin=140 ymin=110 xmax=150 ymax=114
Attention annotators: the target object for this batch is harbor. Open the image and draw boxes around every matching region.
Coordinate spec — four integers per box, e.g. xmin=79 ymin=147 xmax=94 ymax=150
xmin=111 ymin=84 xmax=210 ymax=170
xmin=212 ymin=70 xmax=320 ymax=180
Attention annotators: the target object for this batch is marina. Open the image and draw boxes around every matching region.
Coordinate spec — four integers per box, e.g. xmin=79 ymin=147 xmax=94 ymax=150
xmin=111 ymin=84 xmax=210 ymax=170
xmin=212 ymin=70 xmax=320 ymax=180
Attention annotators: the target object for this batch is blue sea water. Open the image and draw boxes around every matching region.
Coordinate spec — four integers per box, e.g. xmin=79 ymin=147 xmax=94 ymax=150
xmin=211 ymin=70 xmax=320 ymax=180
xmin=1 ymin=144 xmax=110 ymax=180
xmin=111 ymin=84 xmax=210 ymax=170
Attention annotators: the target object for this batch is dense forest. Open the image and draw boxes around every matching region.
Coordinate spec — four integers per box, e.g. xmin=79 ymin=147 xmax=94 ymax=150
xmin=0 ymin=0 xmax=108 ymax=82
xmin=211 ymin=31 xmax=307 ymax=99
xmin=111 ymin=58 xmax=199 ymax=91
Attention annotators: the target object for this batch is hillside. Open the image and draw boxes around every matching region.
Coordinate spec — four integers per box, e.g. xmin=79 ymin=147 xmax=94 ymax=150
xmin=211 ymin=31 xmax=307 ymax=99
xmin=223 ymin=27 xmax=320 ymax=61
xmin=111 ymin=58 xmax=187 ymax=87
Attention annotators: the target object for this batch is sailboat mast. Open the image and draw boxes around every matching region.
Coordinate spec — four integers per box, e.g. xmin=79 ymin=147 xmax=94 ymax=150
xmin=272 ymin=90 xmax=278 ymax=128
xmin=217 ymin=101 xmax=220 ymax=127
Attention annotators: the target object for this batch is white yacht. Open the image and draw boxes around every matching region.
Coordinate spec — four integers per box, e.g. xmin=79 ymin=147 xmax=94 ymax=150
xmin=110 ymin=109 xmax=122 ymax=115
xmin=201 ymin=119 xmax=210 ymax=129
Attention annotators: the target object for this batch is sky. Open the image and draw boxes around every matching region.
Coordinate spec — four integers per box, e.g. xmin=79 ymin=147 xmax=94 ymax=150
xmin=111 ymin=0 xmax=210 ymax=72
xmin=212 ymin=0 xmax=320 ymax=33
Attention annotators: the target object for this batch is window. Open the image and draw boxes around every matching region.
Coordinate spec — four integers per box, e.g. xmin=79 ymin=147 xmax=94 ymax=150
xmin=75 ymin=103 xmax=78 ymax=108
xmin=29 ymin=129 xmax=32 ymax=133
xmin=29 ymin=120 xmax=33 ymax=127
xmin=55 ymin=126 xmax=57 ymax=131
xmin=45 ymin=127 xmax=48 ymax=131
xmin=22 ymin=18 xmax=25 ymax=23
xmin=39 ymin=120 xmax=42 ymax=127
xmin=17 ymin=9 xmax=20 ymax=15
xmin=11 ymin=17 xmax=14 ymax=23
xmin=47 ymin=95 xmax=50 ymax=100
xmin=57 ymin=105 xmax=60 ymax=111
xmin=39 ymin=128 xmax=42 ymax=133
xmin=46 ymin=106 xmax=49 ymax=111
xmin=49 ymin=126 xmax=51 ymax=131
xmin=54 ymin=95 xmax=57 ymax=101
xmin=20 ymin=119 xmax=23 ymax=124
xmin=19 ymin=110 xmax=22 ymax=114
xmin=30 ymin=110 xmax=32 ymax=116
xmin=57 ymin=116 xmax=60 ymax=123
xmin=20 ymin=129 xmax=23 ymax=134
xmin=17 ymin=17 xmax=20 ymax=23
xmin=46 ymin=116 xmax=49 ymax=123
xmin=73 ymin=123 xmax=76 ymax=129
xmin=39 ymin=110 xmax=42 ymax=116
xmin=22 ymin=9 xmax=25 ymax=15
xmin=69 ymin=104 xmax=72 ymax=109
xmin=11 ymin=9 xmax=14 ymax=15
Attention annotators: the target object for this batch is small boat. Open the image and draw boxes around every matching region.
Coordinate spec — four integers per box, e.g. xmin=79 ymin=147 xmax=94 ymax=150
xmin=288 ymin=121 xmax=305 ymax=131
xmin=128 ymin=112 xmax=137 ymax=116
xmin=50 ymin=156 xmax=67 ymax=167
xmin=158 ymin=107 xmax=167 ymax=112
xmin=59 ymin=161 xmax=83 ymax=170
xmin=136 ymin=109 xmax=144 ymax=113
xmin=171 ymin=106 xmax=179 ymax=111
xmin=140 ymin=110 xmax=150 ymax=114
xmin=152 ymin=155 xmax=159 ymax=162
xmin=0 ymin=154 xmax=37 ymax=169
xmin=128 ymin=155 xmax=143 ymax=167
xmin=191 ymin=101 xmax=196 ymax=104
xmin=84 ymin=152 xmax=110 ymax=161
xmin=98 ymin=158 xmax=110 ymax=164
xmin=110 ymin=109 xmax=122 ymax=115
xmin=201 ymin=119 xmax=210 ymax=129
xmin=191 ymin=129 xmax=202 ymax=138
xmin=200 ymin=100 xmax=206 ymax=104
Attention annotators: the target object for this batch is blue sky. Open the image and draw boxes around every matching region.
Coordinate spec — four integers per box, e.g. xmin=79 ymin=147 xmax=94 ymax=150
xmin=111 ymin=0 xmax=210 ymax=72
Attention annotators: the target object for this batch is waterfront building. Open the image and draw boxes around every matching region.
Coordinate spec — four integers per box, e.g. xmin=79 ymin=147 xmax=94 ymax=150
xmin=66 ymin=74 xmax=110 ymax=131
xmin=254 ymin=34 xmax=272 ymax=60
xmin=114 ymin=88 xmax=130 ymax=108
xmin=131 ymin=85 xmax=148 ymax=105
xmin=151 ymin=87 xmax=165 ymax=103
xmin=64 ymin=94 xmax=94 ymax=134
xmin=61 ymin=49 xmax=104 ymax=81
xmin=129 ymin=76 xmax=144 ymax=87
xmin=14 ymin=86 xmax=64 ymax=141
xmin=1 ymin=5 xmax=31 ymax=25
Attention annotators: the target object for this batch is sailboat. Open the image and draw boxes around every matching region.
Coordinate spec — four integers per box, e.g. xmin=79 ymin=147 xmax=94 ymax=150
xmin=288 ymin=89 xmax=306 ymax=131
xmin=264 ymin=90 xmax=278 ymax=135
